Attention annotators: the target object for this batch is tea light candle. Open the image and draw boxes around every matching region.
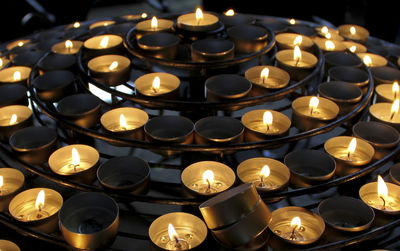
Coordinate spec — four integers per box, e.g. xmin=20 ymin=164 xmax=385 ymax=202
xmin=338 ymin=24 xmax=369 ymax=43
xmin=88 ymin=55 xmax=131 ymax=86
xmin=316 ymin=26 xmax=343 ymax=41
xmin=135 ymin=72 xmax=180 ymax=98
xmin=0 ymin=66 xmax=31 ymax=86
xmin=89 ymin=20 xmax=116 ymax=30
xmin=359 ymin=175 xmax=400 ymax=214
xmin=241 ymin=109 xmax=291 ymax=141
xmin=291 ymin=96 xmax=339 ymax=131
xmin=0 ymin=105 xmax=32 ymax=141
xmin=6 ymin=39 xmax=31 ymax=51
xmin=376 ymin=81 xmax=400 ymax=103
xmin=149 ymin=212 xmax=207 ymax=250
xmin=313 ymin=37 xmax=346 ymax=53
xmin=343 ymin=41 xmax=367 ymax=53
xmin=369 ymin=100 xmax=400 ymax=131
xmin=83 ymin=34 xmax=123 ymax=58
xmin=219 ymin=9 xmax=254 ymax=27
xmin=122 ymin=12 xmax=148 ymax=21
xmin=181 ymin=161 xmax=235 ymax=197
xmin=51 ymin=40 xmax=83 ymax=55
xmin=0 ymin=168 xmax=25 ymax=212
xmin=0 ymin=57 xmax=10 ymax=70
xmin=275 ymin=33 xmax=313 ymax=51
xmin=0 ymin=240 xmax=20 ymax=251
xmin=244 ymin=65 xmax=290 ymax=90
xmin=177 ymin=8 xmax=219 ymax=32
xmin=269 ymin=206 xmax=325 ymax=245
xmin=135 ymin=16 xmax=174 ymax=38
xmin=358 ymin=52 xmax=388 ymax=68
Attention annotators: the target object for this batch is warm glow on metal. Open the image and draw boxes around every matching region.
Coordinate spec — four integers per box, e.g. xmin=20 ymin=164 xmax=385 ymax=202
xmin=196 ymin=8 xmax=204 ymax=23
xmin=151 ymin=16 xmax=158 ymax=29
xmin=141 ymin=13 xmax=148 ymax=19
xmin=391 ymin=99 xmax=399 ymax=119
xmin=168 ymin=223 xmax=179 ymax=242
xmin=349 ymin=45 xmax=357 ymax=53
xmin=65 ymin=40 xmax=73 ymax=49
xmin=321 ymin=26 xmax=329 ymax=34
xmin=377 ymin=175 xmax=388 ymax=199
xmin=202 ymin=170 xmax=215 ymax=184
xmin=119 ymin=114 xmax=128 ymax=129
xmin=9 ymin=114 xmax=17 ymax=125
xmin=260 ymin=165 xmax=270 ymax=178
xmin=363 ymin=55 xmax=372 ymax=67
xmin=152 ymin=76 xmax=160 ymax=92
xmin=293 ymin=35 xmax=303 ymax=46
xmin=263 ymin=111 xmax=273 ymax=126
xmin=350 ymin=26 xmax=356 ymax=35
xmin=0 ymin=58 xmax=3 ymax=67
xmin=325 ymin=40 xmax=335 ymax=50
xmin=35 ymin=190 xmax=45 ymax=210
xmin=99 ymin=36 xmax=109 ymax=48
xmin=109 ymin=61 xmax=119 ymax=71
xmin=290 ymin=216 xmax=301 ymax=228
xmin=225 ymin=9 xmax=235 ymax=16
xmin=289 ymin=18 xmax=296 ymax=25
xmin=13 ymin=71 xmax=21 ymax=81
xmin=17 ymin=41 xmax=24 ymax=47
xmin=0 ymin=175 xmax=3 ymax=189
xmin=294 ymin=45 xmax=302 ymax=62
xmin=71 ymin=147 xmax=80 ymax=167
xmin=73 ymin=22 xmax=80 ymax=28
xmin=325 ymin=33 xmax=332 ymax=39
xmin=309 ymin=97 xmax=319 ymax=112
xmin=260 ymin=68 xmax=269 ymax=83
xmin=347 ymin=138 xmax=357 ymax=156
xmin=393 ymin=81 xmax=399 ymax=98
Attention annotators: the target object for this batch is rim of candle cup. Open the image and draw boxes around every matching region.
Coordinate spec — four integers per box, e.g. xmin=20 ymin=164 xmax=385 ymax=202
xmin=0 ymin=168 xmax=25 ymax=197
xmin=12 ymin=51 xmax=44 ymax=67
xmin=357 ymin=52 xmax=388 ymax=67
xmin=324 ymin=136 xmax=375 ymax=166
xmin=37 ymin=53 xmax=76 ymax=73
xmin=0 ymin=105 xmax=32 ymax=128
xmin=88 ymin=54 xmax=131 ymax=73
xmin=83 ymin=34 xmax=123 ymax=50
xmin=370 ymin=66 xmax=400 ymax=85
xmin=369 ymin=102 xmax=400 ymax=125
xmin=328 ymin=66 xmax=369 ymax=88
xmin=353 ymin=121 xmax=400 ymax=149
xmin=313 ymin=37 xmax=346 ymax=52
xmin=97 ymin=156 xmax=150 ymax=193
xmin=227 ymin=24 xmax=269 ymax=53
xmin=135 ymin=18 xmax=174 ymax=32
xmin=32 ymin=70 xmax=75 ymax=102
xmin=137 ymin=32 xmax=180 ymax=50
xmin=9 ymin=187 xmax=63 ymax=223
xmin=194 ymin=116 xmax=244 ymax=144
xmin=318 ymin=196 xmax=375 ymax=232
xmin=0 ymin=66 xmax=31 ymax=84
xmin=241 ymin=109 xmax=291 ymax=137
xmin=89 ymin=20 xmax=116 ymax=30
xmin=149 ymin=212 xmax=208 ymax=250
xmin=51 ymin=40 xmax=83 ymax=55
xmin=181 ymin=161 xmax=235 ymax=197
xmin=0 ymin=84 xmax=28 ymax=107
xmin=359 ymin=181 xmax=400 ymax=214
xmin=292 ymin=96 xmax=340 ymax=120
xmin=121 ymin=14 xmax=143 ymax=21
xmin=269 ymin=206 xmax=325 ymax=245
xmin=390 ymin=163 xmax=400 ymax=186
xmin=244 ymin=65 xmax=290 ymax=89
xmin=205 ymin=74 xmax=252 ymax=100
xmin=176 ymin=11 xmax=220 ymax=32
xmin=144 ymin=115 xmax=194 ymax=143
xmin=275 ymin=33 xmax=314 ymax=51
xmin=343 ymin=41 xmax=367 ymax=53
xmin=101 ymin=107 xmax=148 ymax=133
xmin=191 ymin=38 xmax=235 ymax=61
xmin=135 ymin=72 xmax=180 ymax=97
xmin=0 ymin=240 xmax=20 ymax=251
xmin=318 ymin=81 xmax=363 ymax=104
xmin=237 ymin=157 xmax=290 ymax=192
xmin=275 ymin=49 xmax=318 ymax=69
xmin=324 ymin=51 xmax=363 ymax=68
xmin=219 ymin=12 xmax=255 ymax=27
xmin=287 ymin=24 xmax=317 ymax=37
xmin=338 ymin=24 xmax=369 ymax=42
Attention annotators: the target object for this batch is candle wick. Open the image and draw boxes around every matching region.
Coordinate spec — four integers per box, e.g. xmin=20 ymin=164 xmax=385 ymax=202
xmin=295 ymin=58 xmax=300 ymax=67
xmin=390 ymin=111 xmax=396 ymax=121
xmin=152 ymin=87 xmax=158 ymax=93
xmin=310 ymin=107 xmax=314 ymax=115
xmin=347 ymin=151 xmax=351 ymax=160
xmin=206 ymin=178 xmax=211 ymax=192
xmin=380 ymin=196 xmax=386 ymax=210
xmin=38 ymin=204 xmax=42 ymax=213
xmin=266 ymin=124 xmax=270 ymax=131
xmin=174 ymin=236 xmax=182 ymax=248
xmin=197 ymin=19 xmax=201 ymax=26
xmin=289 ymin=225 xmax=298 ymax=240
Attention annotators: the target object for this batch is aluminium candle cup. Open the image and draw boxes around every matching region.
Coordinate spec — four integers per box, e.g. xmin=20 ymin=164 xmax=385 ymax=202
xmin=177 ymin=11 xmax=220 ymax=33
xmin=57 ymin=93 xmax=102 ymax=129
xmin=390 ymin=163 xmax=400 ymax=185
xmin=275 ymin=49 xmax=318 ymax=81
xmin=244 ymin=66 xmax=290 ymax=97
xmin=137 ymin=32 xmax=180 ymax=59
xmin=241 ymin=109 xmax=291 ymax=142
xmin=59 ymin=192 xmax=119 ymax=250
xmin=0 ymin=168 xmax=25 ymax=212
xmin=51 ymin=40 xmax=83 ymax=55
xmin=0 ymin=105 xmax=33 ymax=142
xmin=313 ymin=37 xmax=346 ymax=53
xmin=83 ymin=34 xmax=124 ymax=59
xmin=324 ymin=136 xmax=375 ymax=177
xmin=353 ymin=121 xmax=400 ymax=160
xmin=370 ymin=66 xmax=400 ymax=86
xmin=324 ymin=52 xmax=363 ymax=72
xmin=149 ymin=212 xmax=207 ymax=251
xmin=181 ymin=161 xmax=235 ymax=197
xmin=284 ymin=150 xmax=336 ymax=188
xmin=357 ymin=52 xmax=388 ymax=68
xmin=318 ymin=196 xmax=375 ymax=232
xmin=135 ymin=18 xmax=174 ymax=39
xmin=37 ymin=53 xmax=76 ymax=74
xmin=227 ymin=24 xmax=269 ymax=54
xmin=9 ymin=188 xmax=63 ymax=233
xmin=343 ymin=41 xmax=367 ymax=53
xmin=32 ymin=70 xmax=75 ymax=102
xmin=369 ymin=102 xmax=400 ymax=132
xmin=0 ymin=240 xmax=20 ymax=251
xmin=338 ymin=24 xmax=369 ymax=43
xmin=317 ymin=81 xmax=363 ymax=116
xmin=269 ymin=206 xmax=325 ymax=245
xmin=0 ymin=66 xmax=31 ymax=86
xmin=0 ymin=84 xmax=28 ymax=107
xmin=100 ymin=107 xmax=148 ymax=144
xmin=135 ymin=72 xmax=180 ymax=102
xmin=328 ymin=66 xmax=370 ymax=95
xmin=97 ymin=156 xmax=150 ymax=195
xmin=291 ymin=96 xmax=339 ymax=132
xmin=219 ymin=12 xmax=254 ymax=27
xmin=87 ymin=55 xmax=131 ymax=86
xmin=191 ymin=38 xmax=235 ymax=62
xmin=359 ymin=181 xmax=400 ymax=214
xmin=48 ymin=144 xmax=100 ymax=184
xmin=275 ymin=33 xmax=313 ymax=51
xmin=205 ymin=74 xmax=251 ymax=103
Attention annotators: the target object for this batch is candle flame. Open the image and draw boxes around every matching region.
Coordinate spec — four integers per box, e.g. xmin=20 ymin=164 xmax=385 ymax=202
xmin=196 ymin=8 xmax=204 ymax=23
xmin=17 ymin=41 xmax=24 ymax=47
xmin=260 ymin=165 xmax=270 ymax=178
xmin=321 ymin=26 xmax=329 ymax=34
xmin=65 ymin=40 xmax=73 ymax=49
xmin=263 ymin=111 xmax=273 ymax=126
xmin=0 ymin=58 xmax=3 ymax=67
xmin=73 ymin=22 xmax=80 ymax=28
xmin=151 ymin=16 xmax=158 ymax=29
xmin=290 ymin=216 xmax=301 ymax=228
xmin=363 ymin=55 xmax=372 ymax=67
xmin=294 ymin=45 xmax=302 ymax=62
xmin=100 ymin=36 xmax=109 ymax=49
xmin=325 ymin=40 xmax=335 ymax=50
xmin=9 ymin=114 xmax=17 ymax=125
xmin=120 ymin=114 xmax=128 ymax=129
xmin=260 ymin=67 xmax=269 ymax=83
xmin=289 ymin=19 xmax=296 ymax=25
xmin=71 ymin=147 xmax=80 ymax=167
xmin=225 ymin=9 xmax=235 ymax=16
xmin=168 ymin=223 xmax=179 ymax=242
xmin=393 ymin=81 xmax=399 ymax=98
xmin=13 ymin=71 xmax=21 ymax=81
xmin=349 ymin=45 xmax=357 ymax=53
xmin=141 ymin=13 xmax=148 ymax=19
xmin=152 ymin=76 xmax=160 ymax=92
xmin=309 ymin=96 xmax=319 ymax=113
xmin=293 ymin=35 xmax=303 ymax=46
xmin=109 ymin=61 xmax=119 ymax=71
xmin=391 ymin=99 xmax=399 ymax=120
xmin=350 ymin=26 xmax=356 ymax=35
xmin=377 ymin=175 xmax=388 ymax=199
xmin=325 ymin=33 xmax=332 ymax=39
xmin=35 ymin=190 xmax=45 ymax=210
xmin=202 ymin=170 xmax=214 ymax=184
xmin=347 ymin=138 xmax=357 ymax=156
xmin=0 ymin=175 xmax=3 ymax=189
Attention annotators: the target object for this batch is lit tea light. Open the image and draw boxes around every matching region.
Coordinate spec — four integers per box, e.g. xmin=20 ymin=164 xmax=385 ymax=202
xmin=343 ymin=41 xmax=367 ymax=53
xmin=358 ymin=52 xmax=388 ymax=68
xmin=51 ymin=40 xmax=83 ymax=55
xmin=89 ymin=20 xmax=116 ymax=30
xmin=369 ymin=100 xmax=400 ymax=131
xmin=0 ymin=105 xmax=32 ymax=141
xmin=375 ymin=81 xmax=400 ymax=103
xmin=338 ymin=24 xmax=369 ymax=43
xmin=0 ymin=168 xmax=25 ymax=211
xmin=6 ymin=39 xmax=30 ymax=51
xmin=363 ymin=55 xmax=372 ymax=67
xmin=225 ymin=9 xmax=235 ymax=16
xmin=141 ymin=13 xmax=148 ymax=18
xmin=177 ymin=7 xmax=219 ymax=32
xmin=87 ymin=55 xmax=131 ymax=86
xmin=73 ymin=21 xmax=80 ymax=28
xmin=83 ymin=34 xmax=123 ymax=58
xmin=289 ymin=18 xmax=296 ymax=25
xmin=309 ymin=96 xmax=319 ymax=115
xmin=316 ymin=26 xmax=343 ymax=41
xmin=135 ymin=16 xmax=173 ymax=38
xmin=135 ymin=72 xmax=180 ymax=98
xmin=0 ymin=57 xmax=9 ymax=70
xmin=313 ymin=37 xmax=346 ymax=52
xmin=219 ymin=8 xmax=254 ymax=27
xmin=0 ymin=66 xmax=31 ymax=85
xmin=360 ymin=175 xmax=400 ymax=214
xmin=245 ymin=65 xmax=290 ymax=90
xmin=275 ymin=33 xmax=313 ymax=51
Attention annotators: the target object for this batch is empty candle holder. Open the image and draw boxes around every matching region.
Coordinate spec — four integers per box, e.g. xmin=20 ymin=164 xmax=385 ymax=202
xmin=51 ymin=40 xmax=83 ymax=55
xmin=9 ymin=188 xmax=63 ymax=233
xmin=59 ymin=192 xmax=119 ymax=250
xmin=219 ymin=10 xmax=254 ymax=27
xmin=48 ymin=144 xmax=99 ymax=184
xmin=357 ymin=52 xmax=388 ymax=68
xmin=181 ymin=161 xmax=235 ymax=197
xmin=324 ymin=136 xmax=375 ymax=177
xmin=338 ymin=24 xmax=369 ymax=43
xmin=57 ymin=93 xmax=102 ymax=129
xmin=0 ymin=84 xmax=28 ymax=108
xmin=149 ymin=212 xmax=207 ymax=251
xmin=32 ymin=70 xmax=75 ymax=102
xmin=83 ymin=34 xmax=124 ymax=59
xmin=328 ymin=66 xmax=369 ymax=94
xmin=194 ymin=116 xmax=244 ymax=145
xmin=205 ymin=74 xmax=251 ymax=102
xmin=11 ymin=50 xmax=44 ymax=67
xmin=0 ymin=66 xmax=31 ymax=86
xmin=318 ymin=196 xmax=375 ymax=232
xmin=0 ymin=240 xmax=20 ymax=251
xmin=37 ymin=53 xmax=76 ymax=74
xmin=369 ymin=102 xmax=400 ymax=132
xmin=135 ymin=16 xmax=174 ymax=39
xmin=291 ymin=96 xmax=339 ymax=131
xmin=313 ymin=37 xmax=346 ymax=53
xmin=9 ymin=126 xmax=57 ymax=165
xmin=137 ymin=32 xmax=180 ymax=59
xmin=97 ymin=156 xmax=150 ymax=195
xmin=241 ymin=109 xmax=291 ymax=141
xmin=177 ymin=8 xmax=220 ymax=32
xmin=371 ymin=66 xmax=400 ymax=85
xmin=135 ymin=72 xmax=180 ymax=99
xmin=353 ymin=121 xmax=400 ymax=160
xmin=269 ymin=206 xmax=325 ymax=245
xmin=324 ymin=52 xmax=363 ymax=71
xmin=244 ymin=66 xmax=290 ymax=93
xmin=284 ymin=149 xmax=336 ymax=188
xmin=101 ymin=107 xmax=148 ymax=143
xmin=318 ymin=81 xmax=363 ymax=116
xmin=0 ymin=168 xmax=25 ymax=212
xmin=275 ymin=33 xmax=313 ymax=51
xmin=88 ymin=54 xmax=131 ymax=86
xmin=258 ymin=18 xmax=287 ymax=34
xmin=343 ymin=41 xmax=367 ymax=53
xmin=191 ymin=38 xmax=235 ymax=62
xmin=227 ymin=24 xmax=269 ymax=54
xmin=107 ymin=22 xmax=135 ymax=36
xmin=287 ymin=24 xmax=316 ymax=37
xmin=390 ymin=163 xmax=400 ymax=185
xmin=0 ymin=105 xmax=32 ymax=141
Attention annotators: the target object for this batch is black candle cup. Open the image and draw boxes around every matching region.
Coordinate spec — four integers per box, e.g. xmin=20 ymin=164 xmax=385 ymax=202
xmin=318 ymin=196 xmax=375 ymax=232
xmin=59 ymin=192 xmax=119 ymax=250
xmin=287 ymin=25 xmax=317 ymax=37
xmin=370 ymin=66 xmax=400 ymax=85
xmin=12 ymin=50 xmax=44 ymax=67
xmin=57 ymin=94 xmax=102 ymax=129
xmin=0 ymin=105 xmax=33 ymax=142
xmin=32 ymin=70 xmax=75 ymax=102
xmin=37 ymin=53 xmax=76 ymax=74
xmin=328 ymin=66 xmax=369 ymax=94
xmin=390 ymin=163 xmax=400 ymax=185
xmin=324 ymin=52 xmax=363 ymax=71
xmin=194 ymin=116 xmax=244 ymax=145
xmin=227 ymin=25 xmax=269 ymax=54
xmin=352 ymin=121 xmax=400 ymax=160
xmin=259 ymin=18 xmax=287 ymax=34
xmin=107 ymin=22 xmax=135 ymax=36
xmin=205 ymin=74 xmax=251 ymax=102
xmin=87 ymin=55 xmax=131 ymax=86
xmin=191 ymin=38 xmax=235 ymax=62
xmin=9 ymin=126 xmax=57 ymax=165
xmin=0 ymin=84 xmax=28 ymax=108
xmin=219 ymin=13 xmax=254 ymax=27
xmin=318 ymin=81 xmax=363 ymax=116
xmin=97 ymin=156 xmax=150 ymax=195
xmin=284 ymin=149 xmax=336 ymax=188
xmin=137 ymin=32 xmax=180 ymax=59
